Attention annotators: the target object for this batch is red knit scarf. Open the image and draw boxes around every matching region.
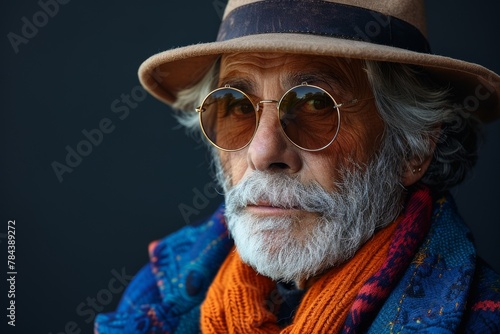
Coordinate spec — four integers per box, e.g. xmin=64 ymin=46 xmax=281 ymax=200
xmin=200 ymin=187 xmax=433 ymax=333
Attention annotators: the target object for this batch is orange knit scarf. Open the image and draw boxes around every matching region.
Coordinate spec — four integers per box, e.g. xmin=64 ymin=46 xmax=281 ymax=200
xmin=200 ymin=217 xmax=400 ymax=333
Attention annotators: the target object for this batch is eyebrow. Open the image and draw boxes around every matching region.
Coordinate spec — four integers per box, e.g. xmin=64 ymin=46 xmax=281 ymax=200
xmin=219 ymin=76 xmax=256 ymax=92
xmin=289 ymin=71 xmax=344 ymax=89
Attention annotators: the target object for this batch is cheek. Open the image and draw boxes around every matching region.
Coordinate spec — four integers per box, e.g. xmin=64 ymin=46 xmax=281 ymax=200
xmin=333 ymin=129 xmax=377 ymax=164
xmin=333 ymin=110 xmax=385 ymax=164
xmin=219 ymin=151 xmax=248 ymax=186
xmin=311 ymin=115 xmax=384 ymax=189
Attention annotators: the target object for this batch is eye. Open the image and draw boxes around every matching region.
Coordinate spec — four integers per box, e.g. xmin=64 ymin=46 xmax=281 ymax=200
xmin=226 ymin=98 xmax=254 ymax=116
xmin=300 ymin=93 xmax=334 ymax=113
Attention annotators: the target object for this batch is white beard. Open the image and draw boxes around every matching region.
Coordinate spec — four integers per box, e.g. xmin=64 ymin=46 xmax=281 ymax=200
xmin=219 ymin=140 xmax=406 ymax=284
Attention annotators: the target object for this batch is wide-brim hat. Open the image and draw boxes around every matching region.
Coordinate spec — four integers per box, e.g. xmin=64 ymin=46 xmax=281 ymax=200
xmin=138 ymin=0 xmax=500 ymax=122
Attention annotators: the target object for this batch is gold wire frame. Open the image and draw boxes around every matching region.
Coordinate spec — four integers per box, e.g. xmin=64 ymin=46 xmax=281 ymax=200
xmin=195 ymin=82 xmax=362 ymax=152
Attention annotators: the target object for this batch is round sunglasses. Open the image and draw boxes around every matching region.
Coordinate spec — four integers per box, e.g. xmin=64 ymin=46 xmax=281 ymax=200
xmin=196 ymin=82 xmax=362 ymax=151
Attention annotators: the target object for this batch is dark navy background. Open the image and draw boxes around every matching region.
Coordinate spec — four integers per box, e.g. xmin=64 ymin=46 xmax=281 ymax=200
xmin=1 ymin=0 xmax=499 ymax=332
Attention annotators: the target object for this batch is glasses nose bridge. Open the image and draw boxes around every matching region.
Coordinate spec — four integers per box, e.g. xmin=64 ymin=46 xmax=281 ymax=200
xmin=255 ymin=99 xmax=280 ymax=113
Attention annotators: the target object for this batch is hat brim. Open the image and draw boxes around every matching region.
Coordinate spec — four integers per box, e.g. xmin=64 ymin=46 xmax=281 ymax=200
xmin=138 ymin=33 xmax=500 ymax=122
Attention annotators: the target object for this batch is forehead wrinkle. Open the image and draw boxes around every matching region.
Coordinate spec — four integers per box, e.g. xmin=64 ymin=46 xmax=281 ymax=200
xmin=219 ymin=70 xmax=296 ymax=97
xmin=219 ymin=54 xmax=363 ymax=97
xmin=222 ymin=69 xmax=302 ymax=90
xmin=220 ymin=53 xmax=301 ymax=89
xmin=219 ymin=66 xmax=251 ymax=85
xmin=280 ymin=63 xmax=352 ymax=97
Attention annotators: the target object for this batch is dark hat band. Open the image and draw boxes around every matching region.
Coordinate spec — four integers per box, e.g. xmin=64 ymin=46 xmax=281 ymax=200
xmin=217 ymin=0 xmax=431 ymax=53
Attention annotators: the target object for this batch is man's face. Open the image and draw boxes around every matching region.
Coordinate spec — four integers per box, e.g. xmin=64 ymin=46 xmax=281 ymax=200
xmin=217 ymin=53 xmax=401 ymax=284
xmin=218 ymin=53 xmax=384 ymax=192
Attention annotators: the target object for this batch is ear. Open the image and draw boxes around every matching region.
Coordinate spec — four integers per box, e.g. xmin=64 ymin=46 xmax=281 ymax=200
xmin=401 ymin=133 xmax=439 ymax=187
xmin=401 ymin=154 xmax=434 ymax=187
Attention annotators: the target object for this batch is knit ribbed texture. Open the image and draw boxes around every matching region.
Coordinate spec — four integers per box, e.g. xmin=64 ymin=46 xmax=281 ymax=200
xmin=201 ymin=216 xmax=400 ymax=333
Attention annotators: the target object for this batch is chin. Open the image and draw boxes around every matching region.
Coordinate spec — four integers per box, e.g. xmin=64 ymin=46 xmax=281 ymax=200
xmin=228 ymin=213 xmax=358 ymax=283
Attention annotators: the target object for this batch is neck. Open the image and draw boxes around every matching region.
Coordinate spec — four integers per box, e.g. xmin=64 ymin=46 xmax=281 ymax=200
xmin=295 ymin=274 xmax=321 ymax=290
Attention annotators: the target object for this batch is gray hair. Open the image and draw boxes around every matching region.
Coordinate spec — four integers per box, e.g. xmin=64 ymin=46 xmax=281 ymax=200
xmin=172 ymin=61 xmax=220 ymax=143
xmin=364 ymin=62 xmax=480 ymax=192
xmin=172 ymin=59 xmax=480 ymax=192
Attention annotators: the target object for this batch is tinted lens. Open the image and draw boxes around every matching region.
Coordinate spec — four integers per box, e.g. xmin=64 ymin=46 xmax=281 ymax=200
xmin=279 ymin=85 xmax=340 ymax=150
xmin=200 ymin=88 xmax=257 ymax=151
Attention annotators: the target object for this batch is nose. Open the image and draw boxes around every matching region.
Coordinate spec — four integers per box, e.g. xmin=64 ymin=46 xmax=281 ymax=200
xmin=246 ymin=102 xmax=302 ymax=173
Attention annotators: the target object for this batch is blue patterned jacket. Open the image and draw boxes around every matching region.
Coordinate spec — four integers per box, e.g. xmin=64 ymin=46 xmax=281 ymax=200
xmin=95 ymin=195 xmax=500 ymax=333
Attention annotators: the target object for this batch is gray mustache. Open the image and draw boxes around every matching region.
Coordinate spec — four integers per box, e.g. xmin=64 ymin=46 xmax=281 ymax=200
xmin=226 ymin=171 xmax=335 ymax=213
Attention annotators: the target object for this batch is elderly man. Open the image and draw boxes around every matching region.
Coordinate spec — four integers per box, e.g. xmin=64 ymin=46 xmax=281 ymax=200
xmin=96 ymin=0 xmax=500 ymax=332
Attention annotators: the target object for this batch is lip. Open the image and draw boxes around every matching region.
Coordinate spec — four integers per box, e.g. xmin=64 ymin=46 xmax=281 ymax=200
xmin=245 ymin=202 xmax=300 ymax=216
